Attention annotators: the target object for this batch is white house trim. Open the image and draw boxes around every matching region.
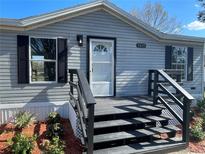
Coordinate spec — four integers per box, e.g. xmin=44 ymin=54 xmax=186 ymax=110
xmin=28 ymin=36 xmax=58 ymax=84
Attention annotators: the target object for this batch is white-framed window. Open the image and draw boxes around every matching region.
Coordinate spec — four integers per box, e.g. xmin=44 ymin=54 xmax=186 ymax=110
xmin=29 ymin=37 xmax=57 ymax=83
xmin=171 ymin=46 xmax=187 ymax=81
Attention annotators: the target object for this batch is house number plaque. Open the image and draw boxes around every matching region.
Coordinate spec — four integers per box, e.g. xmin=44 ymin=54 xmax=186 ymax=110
xmin=136 ymin=43 xmax=146 ymax=48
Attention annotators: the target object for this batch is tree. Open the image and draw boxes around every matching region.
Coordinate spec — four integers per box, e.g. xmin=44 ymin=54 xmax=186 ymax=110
xmin=198 ymin=0 xmax=205 ymax=22
xmin=130 ymin=2 xmax=182 ymax=34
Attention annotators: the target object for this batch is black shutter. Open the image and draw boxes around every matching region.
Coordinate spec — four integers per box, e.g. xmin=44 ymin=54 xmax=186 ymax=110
xmin=187 ymin=47 xmax=193 ymax=81
xmin=17 ymin=35 xmax=29 ymax=84
xmin=58 ymin=38 xmax=68 ymax=83
xmin=165 ymin=46 xmax=173 ymax=69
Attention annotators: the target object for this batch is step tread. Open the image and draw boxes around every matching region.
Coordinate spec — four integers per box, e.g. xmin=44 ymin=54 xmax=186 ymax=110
xmin=93 ymin=138 xmax=183 ymax=154
xmin=94 ymin=125 xmax=180 ymax=144
xmin=94 ymin=115 xmax=171 ymax=129
xmin=94 ymin=105 xmax=163 ymax=116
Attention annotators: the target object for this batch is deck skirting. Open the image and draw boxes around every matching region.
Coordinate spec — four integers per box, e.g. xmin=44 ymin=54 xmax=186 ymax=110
xmin=0 ymin=101 xmax=70 ymax=124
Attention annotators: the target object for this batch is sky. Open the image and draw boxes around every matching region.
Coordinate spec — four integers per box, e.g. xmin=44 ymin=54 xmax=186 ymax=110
xmin=0 ymin=0 xmax=205 ymax=37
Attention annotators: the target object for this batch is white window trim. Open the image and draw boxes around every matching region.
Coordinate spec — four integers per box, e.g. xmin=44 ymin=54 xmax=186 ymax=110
xmin=29 ymin=36 xmax=58 ymax=84
xmin=171 ymin=46 xmax=188 ymax=81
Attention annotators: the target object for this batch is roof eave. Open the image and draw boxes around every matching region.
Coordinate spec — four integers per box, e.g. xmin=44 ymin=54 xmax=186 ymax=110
xmin=0 ymin=0 xmax=204 ymax=45
xmin=101 ymin=2 xmax=205 ymax=45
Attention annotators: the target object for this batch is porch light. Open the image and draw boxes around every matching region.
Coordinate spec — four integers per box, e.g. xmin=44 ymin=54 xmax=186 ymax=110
xmin=77 ymin=35 xmax=83 ymax=47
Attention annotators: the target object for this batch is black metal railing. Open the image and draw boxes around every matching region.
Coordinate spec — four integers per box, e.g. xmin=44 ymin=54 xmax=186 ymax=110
xmin=69 ymin=69 xmax=96 ymax=154
xmin=148 ymin=69 xmax=195 ymax=143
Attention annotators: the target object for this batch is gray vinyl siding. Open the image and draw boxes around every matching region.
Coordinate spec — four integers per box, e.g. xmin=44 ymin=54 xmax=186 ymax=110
xmin=183 ymin=45 xmax=204 ymax=98
xmin=0 ymin=10 xmax=203 ymax=104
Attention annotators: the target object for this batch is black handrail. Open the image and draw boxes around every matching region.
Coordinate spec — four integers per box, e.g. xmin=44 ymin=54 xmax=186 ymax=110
xmin=158 ymin=83 xmax=183 ymax=109
xmin=69 ymin=69 xmax=96 ymax=154
xmin=157 ymin=70 xmax=194 ymax=100
xmin=148 ymin=69 xmax=195 ymax=144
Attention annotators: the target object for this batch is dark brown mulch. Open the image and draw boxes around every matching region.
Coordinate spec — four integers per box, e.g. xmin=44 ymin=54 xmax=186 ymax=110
xmin=0 ymin=119 xmax=83 ymax=154
xmin=62 ymin=119 xmax=83 ymax=154
xmin=176 ymin=108 xmax=205 ymax=153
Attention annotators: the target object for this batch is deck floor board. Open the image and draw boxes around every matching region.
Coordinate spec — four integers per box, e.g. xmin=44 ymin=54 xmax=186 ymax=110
xmin=94 ymin=96 xmax=160 ymax=116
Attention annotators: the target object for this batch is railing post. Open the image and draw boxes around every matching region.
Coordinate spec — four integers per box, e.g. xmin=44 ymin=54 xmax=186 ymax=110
xmin=176 ymin=74 xmax=181 ymax=100
xmin=153 ymin=70 xmax=159 ymax=105
xmin=70 ymin=71 xmax=74 ymax=95
xmin=183 ymin=98 xmax=191 ymax=143
xmin=176 ymin=74 xmax=181 ymax=83
xmin=148 ymin=70 xmax=152 ymax=96
xmin=87 ymin=104 xmax=95 ymax=154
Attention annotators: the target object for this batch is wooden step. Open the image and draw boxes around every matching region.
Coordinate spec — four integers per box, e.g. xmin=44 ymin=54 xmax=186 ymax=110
xmin=93 ymin=138 xmax=184 ymax=154
xmin=94 ymin=105 xmax=163 ymax=122
xmin=94 ymin=115 xmax=171 ymax=135
xmin=94 ymin=125 xmax=180 ymax=150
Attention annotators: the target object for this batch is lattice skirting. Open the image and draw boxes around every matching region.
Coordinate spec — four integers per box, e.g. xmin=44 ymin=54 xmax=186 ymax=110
xmin=68 ymin=102 xmax=82 ymax=139
xmin=161 ymin=104 xmax=183 ymax=126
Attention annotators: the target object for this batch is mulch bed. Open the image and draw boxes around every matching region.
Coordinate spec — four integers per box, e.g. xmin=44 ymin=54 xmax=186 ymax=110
xmin=189 ymin=113 xmax=205 ymax=153
xmin=176 ymin=108 xmax=205 ymax=153
xmin=189 ymin=140 xmax=205 ymax=153
xmin=0 ymin=119 xmax=83 ymax=154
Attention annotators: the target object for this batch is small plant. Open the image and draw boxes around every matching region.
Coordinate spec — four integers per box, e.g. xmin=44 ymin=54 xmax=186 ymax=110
xmin=46 ymin=123 xmax=64 ymax=139
xmin=47 ymin=112 xmax=61 ymax=124
xmin=200 ymin=113 xmax=205 ymax=130
xmin=15 ymin=111 xmax=35 ymax=129
xmin=191 ymin=118 xmax=205 ymax=141
xmin=41 ymin=136 xmax=65 ymax=154
xmin=41 ymin=139 xmax=50 ymax=151
xmin=8 ymin=133 xmax=37 ymax=154
xmin=0 ymin=130 xmax=5 ymax=135
xmin=197 ymin=98 xmax=205 ymax=112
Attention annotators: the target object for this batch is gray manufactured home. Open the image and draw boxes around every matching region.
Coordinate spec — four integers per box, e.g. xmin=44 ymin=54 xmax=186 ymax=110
xmin=0 ymin=0 xmax=205 ymax=153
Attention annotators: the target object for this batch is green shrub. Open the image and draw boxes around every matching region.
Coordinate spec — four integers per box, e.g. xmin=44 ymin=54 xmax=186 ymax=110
xmin=8 ymin=133 xmax=37 ymax=154
xmin=15 ymin=111 xmax=35 ymax=129
xmin=200 ymin=113 xmax=205 ymax=130
xmin=46 ymin=123 xmax=64 ymax=139
xmin=41 ymin=136 xmax=65 ymax=154
xmin=47 ymin=112 xmax=61 ymax=124
xmin=197 ymin=98 xmax=205 ymax=112
xmin=191 ymin=118 xmax=205 ymax=141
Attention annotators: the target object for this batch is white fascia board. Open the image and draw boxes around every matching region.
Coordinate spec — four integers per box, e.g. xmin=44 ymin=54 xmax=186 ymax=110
xmin=21 ymin=1 xmax=103 ymax=26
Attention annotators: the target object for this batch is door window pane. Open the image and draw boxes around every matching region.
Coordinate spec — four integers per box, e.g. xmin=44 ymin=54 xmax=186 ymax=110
xmin=92 ymin=41 xmax=112 ymax=62
xmin=92 ymin=63 xmax=112 ymax=82
xmin=92 ymin=83 xmax=112 ymax=96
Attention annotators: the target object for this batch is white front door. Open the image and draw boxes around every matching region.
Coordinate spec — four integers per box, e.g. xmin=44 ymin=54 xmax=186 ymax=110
xmin=89 ymin=39 xmax=114 ymax=97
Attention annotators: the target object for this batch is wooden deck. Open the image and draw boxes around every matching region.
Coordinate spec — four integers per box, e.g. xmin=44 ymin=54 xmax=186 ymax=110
xmin=69 ymin=69 xmax=189 ymax=153
xmin=94 ymin=96 xmax=158 ymax=116
xmin=95 ymin=96 xmax=153 ymax=105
